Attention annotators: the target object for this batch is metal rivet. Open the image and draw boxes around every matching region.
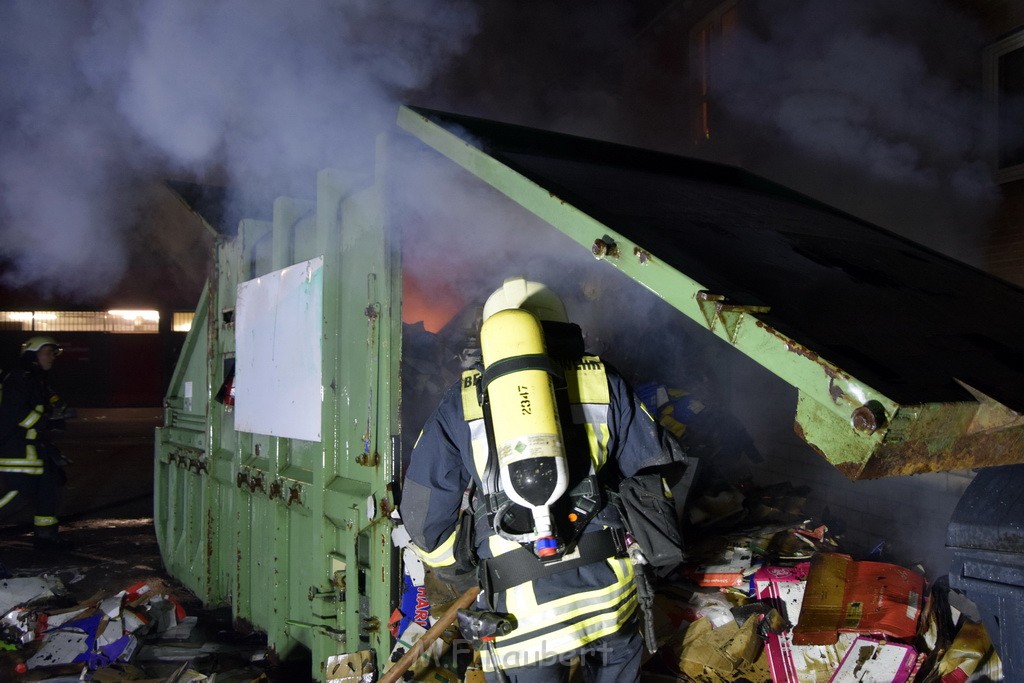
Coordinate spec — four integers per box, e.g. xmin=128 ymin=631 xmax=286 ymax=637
xmin=851 ymin=402 xmax=887 ymax=434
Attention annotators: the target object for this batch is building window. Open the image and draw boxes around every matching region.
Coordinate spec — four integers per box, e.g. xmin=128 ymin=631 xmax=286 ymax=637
xmin=690 ymin=1 xmax=738 ymax=144
xmin=0 ymin=310 xmax=160 ymax=333
xmin=105 ymin=310 xmax=160 ymax=333
xmin=172 ymin=312 xmax=195 ymax=332
xmin=986 ymin=30 xmax=1024 ymax=183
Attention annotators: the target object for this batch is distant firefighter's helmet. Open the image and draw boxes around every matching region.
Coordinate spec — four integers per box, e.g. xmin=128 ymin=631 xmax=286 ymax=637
xmin=21 ymin=335 xmax=62 ymax=356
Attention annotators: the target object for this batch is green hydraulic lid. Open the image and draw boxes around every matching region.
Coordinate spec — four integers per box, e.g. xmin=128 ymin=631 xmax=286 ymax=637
xmin=398 ymin=105 xmax=1024 ymax=479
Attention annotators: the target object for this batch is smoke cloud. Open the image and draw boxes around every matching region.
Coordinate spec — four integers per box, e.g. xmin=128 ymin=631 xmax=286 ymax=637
xmin=0 ymin=0 xmax=479 ymax=299
xmin=4 ymin=0 xmax=997 ymax=298
xmin=706 ymin=0 xmax=999 ymax=257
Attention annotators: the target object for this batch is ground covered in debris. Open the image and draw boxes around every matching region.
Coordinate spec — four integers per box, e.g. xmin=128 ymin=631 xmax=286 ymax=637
xmin=0 ymin=521 xmax=306 ymax=682
xmin=635 ymin=484 xmax=1003 ymax=683
xmin=0 ymin=410 xmax=312 ymax=682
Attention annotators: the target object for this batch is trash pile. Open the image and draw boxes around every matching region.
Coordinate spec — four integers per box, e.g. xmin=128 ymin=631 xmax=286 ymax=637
xmin=642 ymin=381 xmax=1005 ymax=682
xmin=642 ymin=508 xmax=1003 ymax=682
xmin=0 ymin=569 xmax=275 ymax=682
xmin=379 ymin=525 xmax=468 ymax=682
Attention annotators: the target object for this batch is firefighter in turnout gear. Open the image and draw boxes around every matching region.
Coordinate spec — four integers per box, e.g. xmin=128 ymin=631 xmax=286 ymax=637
xmin=400 ymin=278 xmax=685 ymax=682
xmin=0 ymin=336 xmax=72 ymax=550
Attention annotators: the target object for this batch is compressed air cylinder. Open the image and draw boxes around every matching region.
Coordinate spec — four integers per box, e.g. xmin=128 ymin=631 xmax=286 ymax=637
xmin=480 ymin=308 xmax=568 ymax=552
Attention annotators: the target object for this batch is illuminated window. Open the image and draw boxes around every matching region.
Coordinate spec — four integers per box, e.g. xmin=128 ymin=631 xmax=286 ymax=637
xmin=690 ymin=1 xmax=738 ymax=144
xmin=106 ymin=310 xmax=160 ymax=333
xmin=173 ymin=312 xmax=195 ymax=332
xmin=0 ymin=311 xmax=38 ymax=331
xmin=986 ymin=30 xmax=1024 ymax=183
xmin=0 ymin=310 xmax=160 ymax=333
xmin=34 ymin=311 xmax=104 ymax=332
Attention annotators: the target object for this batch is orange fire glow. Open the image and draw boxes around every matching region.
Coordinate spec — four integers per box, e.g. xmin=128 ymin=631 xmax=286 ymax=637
xmin=402 ymin=273 xmax=462 ymax=333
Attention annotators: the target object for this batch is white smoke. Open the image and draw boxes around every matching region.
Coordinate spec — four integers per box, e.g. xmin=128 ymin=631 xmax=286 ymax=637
xmin=0 ymin=0 xmax=480 ymax=299
xmin=0 ymin=0 xmax=1006 ymax=294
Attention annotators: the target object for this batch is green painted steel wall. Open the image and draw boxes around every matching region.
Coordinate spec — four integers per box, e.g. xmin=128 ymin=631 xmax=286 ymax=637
xmin=156 ymin=161 xmax=401 ymax=679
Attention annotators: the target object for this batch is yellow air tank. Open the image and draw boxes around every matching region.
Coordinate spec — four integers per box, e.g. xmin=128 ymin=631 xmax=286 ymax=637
xmin=480 ymin=307 xmax=567 ymax=556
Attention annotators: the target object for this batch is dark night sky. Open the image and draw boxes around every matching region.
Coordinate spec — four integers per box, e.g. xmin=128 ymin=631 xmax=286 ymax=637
xmin=0 ymin=0 xmax=1005 ymax=310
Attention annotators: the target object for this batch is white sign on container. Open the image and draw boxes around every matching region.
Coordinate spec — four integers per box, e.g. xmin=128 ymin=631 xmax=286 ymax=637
xmin=235 ymin=256 xmax=324 ymax=441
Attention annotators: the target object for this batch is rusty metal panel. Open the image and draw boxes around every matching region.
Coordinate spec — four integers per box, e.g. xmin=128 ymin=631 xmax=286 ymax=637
xmin=398 ymin=105 xmax=1024 ymax=478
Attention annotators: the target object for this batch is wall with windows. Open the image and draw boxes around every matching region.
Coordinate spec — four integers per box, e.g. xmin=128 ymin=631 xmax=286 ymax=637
xmin=0 ymin=309 xmax=195 ymax=408
xmin=1 ymin=310 xmax=161 ymax=334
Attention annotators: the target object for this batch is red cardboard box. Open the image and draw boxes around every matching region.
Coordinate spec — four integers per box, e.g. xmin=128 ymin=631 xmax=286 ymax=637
xmin=793 ymin=553 xmax=925 ymax=646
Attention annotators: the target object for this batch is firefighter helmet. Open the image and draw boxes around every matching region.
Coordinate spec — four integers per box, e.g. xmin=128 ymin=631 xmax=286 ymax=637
xmin=482 ymin=277 xmax=568 ymax=323
xmin=21 ymin=335 xmax=62 ymax=356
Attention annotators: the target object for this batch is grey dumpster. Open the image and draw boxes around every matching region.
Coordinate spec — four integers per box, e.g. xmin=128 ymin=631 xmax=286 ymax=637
xmin=947 ymin=464 xmax=1024 ymax=679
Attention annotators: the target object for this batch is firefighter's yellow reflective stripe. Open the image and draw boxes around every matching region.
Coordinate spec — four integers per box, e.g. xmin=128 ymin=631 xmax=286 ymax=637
xmin=19 ymin=406 xmax=44 ymax=428
xmin=26 ymin=428 xmax=37 ymax=441
xmin=26 ymin=444 xmax=38 ymax=461
xmin=0 ymin=457 xmax=43 ymax=466
xmin=34 ymin=515 xmax=59 ymax=527
xmin=564 ymin=356 xmax=608 ymax=405
xmin=583 ymin=422 xmax=611 ymax=471
xmin=500 ymin=555 xmax=633 ymax=623
xmin=0 ymin=465 xmax=43 ymax=475
xmin=0 ymin=457 xmax=43 ymax=468
xmin=639 ymin=401 xmax=656 ymax=422
xmin=485 ymin=557 xmax=637 ymax=670
xmin=0 ymin=467 xmax=43 ymax=475
xmin=410 ymin=530 xmax=457 ymax=568
xmin=486 ymin=531 xmax=524 ymax=559
xmin=0 ymin=490 xmax=19 ymax=509
xmin=461 ymin=370 xmax=483 ymax=421
xmin=484 ymin=595 xmax=637 ymax=671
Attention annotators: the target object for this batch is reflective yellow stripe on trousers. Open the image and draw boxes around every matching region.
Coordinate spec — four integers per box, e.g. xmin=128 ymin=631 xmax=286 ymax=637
xmin=19 ymin=405 xmax=44 ymax=429
xmin=411 ymin=529 xmax=458 ymax=568
xmin=484 ymin=557 xmax=637 ymax=670
xmin=0 ymin=457 xmax=44 ymax=475
xmin=0 ymin=490 xmax=19 ymax=509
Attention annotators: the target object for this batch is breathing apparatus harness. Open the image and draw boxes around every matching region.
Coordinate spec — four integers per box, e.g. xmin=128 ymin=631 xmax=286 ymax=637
xmin=455 ymin=300 xmax=684 ymax=656
xmin=461 ymin=313 xmax=628 ymax=596
xmin=477 ymin=355 xmax=605 ymax=550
